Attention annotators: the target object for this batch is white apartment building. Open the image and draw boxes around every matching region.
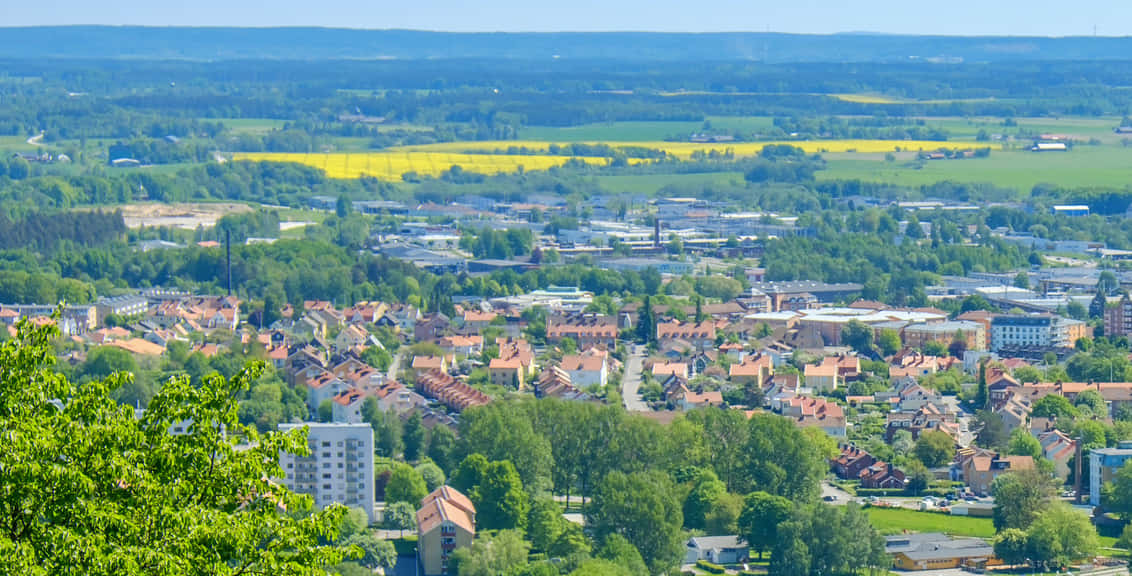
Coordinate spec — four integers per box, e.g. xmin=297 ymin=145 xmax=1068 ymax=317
xmin=278 ymin=423 xmax=375 ymax=522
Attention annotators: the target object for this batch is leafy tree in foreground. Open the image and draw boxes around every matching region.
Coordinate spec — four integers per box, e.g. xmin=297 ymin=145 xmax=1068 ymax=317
xmin=0 ymin=320 xmax=352 ymax=575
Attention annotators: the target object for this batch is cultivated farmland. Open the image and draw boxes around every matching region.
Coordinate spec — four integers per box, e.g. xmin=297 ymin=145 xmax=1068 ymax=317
xmin=231 ymin=151 xmax=619 ymax=180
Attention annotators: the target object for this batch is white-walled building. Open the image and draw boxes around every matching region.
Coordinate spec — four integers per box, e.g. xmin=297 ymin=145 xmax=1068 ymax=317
xmin=278 ymin=423 xmax=375 ymax=522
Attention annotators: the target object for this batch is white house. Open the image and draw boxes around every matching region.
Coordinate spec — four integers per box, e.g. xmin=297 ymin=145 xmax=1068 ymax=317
xmin=684 ymin=536 xmax=748 ymax=565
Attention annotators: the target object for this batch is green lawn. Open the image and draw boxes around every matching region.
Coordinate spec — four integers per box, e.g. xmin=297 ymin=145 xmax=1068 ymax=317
xmin=819 ymin=144 xmax=1132 ymax=191
xmin=866 ymin=507 xmax=1120 ymax=549
xmin=203 ymin=118 xmax=288 ymax=134
xmin=596 ymin=171 xmax=746 ymax=195
xmin=866 ymin=507 xmax=996 ymax=538
xmin=0 ymin=135 xmax=36 ymax=151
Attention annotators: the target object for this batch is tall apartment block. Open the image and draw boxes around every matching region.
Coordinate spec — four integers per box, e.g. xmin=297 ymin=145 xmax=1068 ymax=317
xmin=278 ymin=422 xmax=375 ymax=522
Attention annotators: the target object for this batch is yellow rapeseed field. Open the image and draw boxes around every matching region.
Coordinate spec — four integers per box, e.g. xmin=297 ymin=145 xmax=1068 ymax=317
xmin=231 ymin=151 xmax=610 ymax=181
xmin=233 ymin=139 xmax=969 ymax=180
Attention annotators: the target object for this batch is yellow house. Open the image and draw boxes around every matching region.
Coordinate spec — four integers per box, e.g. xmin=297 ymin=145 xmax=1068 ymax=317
xmin=417 ymin=486 xmax=476 ymax=576
xmin=887 ymin=533 xmax=1001 ymax=571
xmin=489 ymin=357 xmax=526 ymax=389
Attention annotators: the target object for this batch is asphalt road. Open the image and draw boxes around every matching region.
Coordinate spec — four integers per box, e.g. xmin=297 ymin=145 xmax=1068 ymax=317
xmin=621 ymin=345 xmax=649 ymax=412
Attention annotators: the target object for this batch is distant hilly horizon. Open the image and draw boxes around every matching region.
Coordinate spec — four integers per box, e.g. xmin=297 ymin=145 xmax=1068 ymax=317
xmin=4 ymin=26 xmax=1132 ymax=62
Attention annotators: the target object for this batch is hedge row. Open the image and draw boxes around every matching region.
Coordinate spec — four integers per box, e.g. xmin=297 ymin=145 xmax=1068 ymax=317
xmin=696 ymin=560 xmax=726 ymax=574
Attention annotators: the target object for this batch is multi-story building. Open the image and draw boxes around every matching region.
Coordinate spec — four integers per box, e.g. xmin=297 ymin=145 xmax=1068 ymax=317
xmin=1090 ymin=442 xmax=1132 ymax=506
xmin=902 ymin=320 xmax=987 ymax=352
xmin=278 ymin=423 xmax=375 ymax=522
xmin=95 ymin=294 xmax=150 ymax=324
xmin=1105 ymin=294 xmax=1132 ymax=338
xmin=418 ymin=486 xmax=476 ymax=576
xmin=990 ymin=315 xmax=1085 ymax=353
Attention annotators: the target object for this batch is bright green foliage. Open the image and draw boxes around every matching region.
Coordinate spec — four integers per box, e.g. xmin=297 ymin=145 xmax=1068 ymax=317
xmin=385 ymin=463 xmax=428 ymax=506
xmin=0 ymin=320 xmax=352 ymax=575
xmin=741 ymin=414 xmax=827 ymax=501
xmin=452 ymin=453 xmax=490 ymax=495
xmin=772 ymin=504 xmax=888 ymax=576
xmin=476 ymin=460 xmax=530 ymax=531
xmin=683 ymin=469 xmax=727 ymax=530
xmin=342 ymin=530 xmax=397 ymax=570
xmin=992 ymin=529 xmax=1029 ymax=565
xmin=458 ymin=403 xmax=554 ymax=493
xmin=1030 ymin=395 xmax=1078 ymax=419
xmin=587 ymin=471 xmax=683 ymax=575
xmin=1103 ymin=460 xmax=1132 ymax=519
xmin=449 ymin=529 xmax=531 ymax=576
xmin=1024 ymin=503 xmax=1098 ymax=571
xmin=403 ymin=411 xmax=425 ymax=462
xmin=416 ymin=460 xmax=446 ymax=491
xmin=877 ymin=329 xmax=902 ymax=356
xmin=1074 ymin=389 xmax=1107 ymax=417
xmin=991 ymin=469 xmax=1057 ymax=532
xmin=382 ymin=501 xmax=416 ymax=537
xmin=568 ymin=559 xmax=635 ymax=576
xmin=914 ymin=430 xmax=956 ymax=468
xmin=427 ymin=424 xmax=458 ymax=473
xmin=1007 ymin=428 xmax=1043 ymax=460
xmin=596 ymin=534 xmax=649 ymax=576
xmin=739 ymin=491 xmax=793 ymax=560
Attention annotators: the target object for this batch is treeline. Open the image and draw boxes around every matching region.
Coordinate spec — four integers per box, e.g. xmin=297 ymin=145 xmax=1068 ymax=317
xmin=763 ymin=221 xmax=1028 ymax=306
xmin=459 ymin=227 xmax=535 ymax=260
xmin=772 ymin=115 xmax=950 ymax=141
xmin=7 ymin=58 xmax=1132 ymax=144
xmin=434 ymin=398 xmax=887 ymax=575
xmin=0 ymin=210 xmax=124 ymax=252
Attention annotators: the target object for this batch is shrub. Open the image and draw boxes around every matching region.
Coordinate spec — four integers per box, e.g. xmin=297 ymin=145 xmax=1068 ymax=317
xmin=696 ymin=560 xmax=726 ymax=574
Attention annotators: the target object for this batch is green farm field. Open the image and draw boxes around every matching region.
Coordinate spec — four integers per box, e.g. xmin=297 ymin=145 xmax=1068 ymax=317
xmin=205 ymin=118 xmax=288 ymax=134
xmin=819 ymin=145 xmax=1132 ymax=191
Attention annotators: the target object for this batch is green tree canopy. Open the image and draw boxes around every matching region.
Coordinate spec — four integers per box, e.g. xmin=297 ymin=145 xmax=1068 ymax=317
xmin=0 ymin=321 xmax=351 ymax=575
xmin=739 ymin=491 xmax=793 ymax=560
xmin=991 ymin=468 xmax=1058 ymax=532
xmin=914 ymin=430 xmax=956 ymax=468
xmin=1030 ymin=395 xmax=1079 ymax=419
xmin=385 ymin=463 xmax=428 ymax=506
xmin=587 ymin=471 xmax=684 ymax=575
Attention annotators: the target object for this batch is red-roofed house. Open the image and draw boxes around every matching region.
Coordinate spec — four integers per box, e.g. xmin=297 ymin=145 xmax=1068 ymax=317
xmin=777 ymin=396 xmax=846 ymax=437
xmin=417 ymin=486 xmax=476 ymax=576
xmin=656 ymin=320 xmax=716 ymax=350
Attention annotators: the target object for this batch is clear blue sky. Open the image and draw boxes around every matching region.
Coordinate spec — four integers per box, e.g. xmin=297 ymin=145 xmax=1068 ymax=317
xmin=3 ymin=0 xmax=1130 ymax=36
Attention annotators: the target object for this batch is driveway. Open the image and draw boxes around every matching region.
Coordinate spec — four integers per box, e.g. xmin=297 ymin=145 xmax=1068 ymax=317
xmin=621 ymin=344 xmax=648 ymax=412
xmin=387 ymin=350 xmax=405 ymax=381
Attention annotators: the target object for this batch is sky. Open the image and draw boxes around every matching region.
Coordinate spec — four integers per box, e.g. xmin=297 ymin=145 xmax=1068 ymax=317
xmin=3 ymin=0 xmax=1131 ymax=36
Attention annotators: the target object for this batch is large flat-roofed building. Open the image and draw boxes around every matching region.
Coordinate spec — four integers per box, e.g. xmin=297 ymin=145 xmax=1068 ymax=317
xmin=903 ymin=320 xmax=986 ymax=352
xmin=990 ymin=314 xmax=1085 ymax=353
xmin=278 ymin=423 xmax=375 ymax=522
xmin=1090 ymin=442 xmax=1132 ymax=506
